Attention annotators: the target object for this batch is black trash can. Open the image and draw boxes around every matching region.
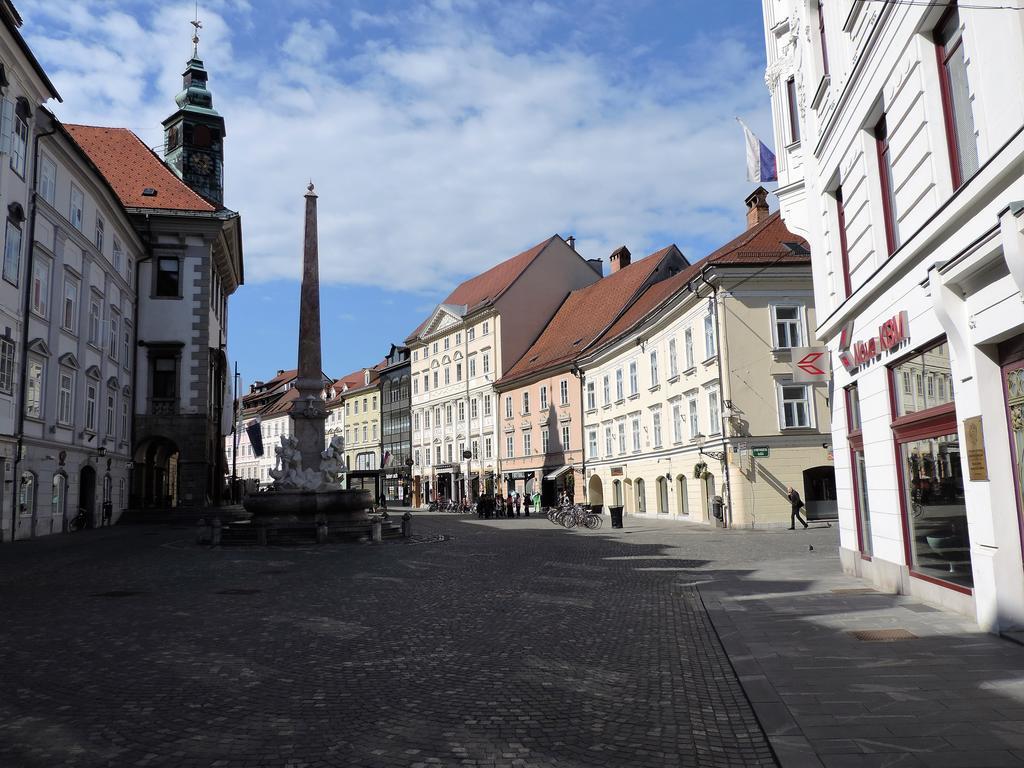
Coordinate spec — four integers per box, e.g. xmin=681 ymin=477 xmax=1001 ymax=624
xmin=590 ymin=505 xmax=603 ymax=515
xmin=608 ymin=505 xmax=624 ymax=529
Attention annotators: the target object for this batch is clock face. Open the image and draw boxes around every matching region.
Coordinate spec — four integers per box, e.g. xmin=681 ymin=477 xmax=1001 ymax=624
xmin=190 ymin=153 xmax=214 ymax=176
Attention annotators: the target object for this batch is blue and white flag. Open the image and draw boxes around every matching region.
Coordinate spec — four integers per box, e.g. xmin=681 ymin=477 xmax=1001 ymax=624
xmin=737 ymin=118 xmax=777 ymax=183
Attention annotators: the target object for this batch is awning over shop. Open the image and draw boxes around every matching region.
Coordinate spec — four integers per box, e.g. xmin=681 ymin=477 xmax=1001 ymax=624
xmin=544 ymin=465 xmax=572 ymax=481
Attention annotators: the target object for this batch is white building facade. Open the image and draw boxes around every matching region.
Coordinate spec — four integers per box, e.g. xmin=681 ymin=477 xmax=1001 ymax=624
xmin=762 ymin=0 xmax=1024 ymax=629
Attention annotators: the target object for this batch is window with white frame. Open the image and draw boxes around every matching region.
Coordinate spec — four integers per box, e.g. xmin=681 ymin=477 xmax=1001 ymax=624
xmin=560 ymin=379 xmax=569 ymax=405
xmin=506 ymin=435 xmax=514 ymax=458
xmin=470 ymin=398 xmax=478 ymax=419
xmin=541 ymin=427 xmax=549 ymax=454
xmin=523 ymin=432 xmax=532 ymax=455
xmin=3 ymin=220 xmax=21 ymax=286
xmin=58 ymin=369 xmax=74 ymax=424
xmin=672 ymin=403 xmax=683 ymax=443
xmin=649 ymin=351 xmax=659 ymax=387
xmin=772 ymin=305 xmax=804 ymax=349
xmin=113 ymin=237 xmax=124 ymax=273
xmin=652 ymin=410 xmax=662 ymax=447
xmin=684 ymin=328 xmax=694 ymax=369
xmin=62 ymin=277 xmax=78 ymax=332
xmin=628 ymin=361 xmax=638 ymax=396
xmin=106 ymin=390 xmax=116 ymax=436
xmin=604 ymin=426 xmax=613 ymax=455
xmin=445 ymin=403 xmax=452 ymax=424
xmin=588 ymin=429 xmax=598 ymax=457
xmin=688 ymin=396 xmax=699 ymax=436
xmin=617 ymin=422 xmax=626 ymax=454
xmin=586 ymin=380 xmax=596 ymax=410
xmin=0 ymin=336 xmax=14 ymax=394
xmin=468 ymin=327 xmax=475 ymax=341
xmin=484 ymin=437 xmax=492 ymax=459
xmin=505 ymin=396 xmax=513 ymax=419
xmin=779 ymin=381 xmax=812 ymax=428
xmin=468 ymin=357 xmax=476 ymax=377
xmin=484 ymin=395 xmax=492 ymax=416
xmin=121 ymin=396 xmax=129 ymax=438
xmin=85 ymin=382 xmax=97 ymax=431
xmin=95 ymin=216 xmax=105 ymax=252
xmin=482 ymin=353 xmax=490 ymax=374
xmin=122 ymin=323 xmax=131 ymax=369
xmin=561 ymin=425 xmax=570 ymax=449
xmin=70 ymin=185 xmax=84 ymax=231
xmin=704 ymin=314 xmax=716 ymax=359
xmin=457 ymin=400 xmax=465 ymax=421
xmin=616 ymin=368 xmax=624 ymax=400
xmin=88 ymin=297 xmax=101 ymax=345
xmin=631 ymin=417 xmax=641 ymax=451
xmin=668 ymin=338 xmax=678 ymax=378
xmin=10 ymin=109 xmax=28 ymax=177
xmin=40 ymin=155 xmax=56 ymax=204
xmin=26 ymin=358 xmax=43 ymax=418
xmin=109 ymin=311 xmax=120 ymax=362
xmin=539 ymin=385 xmax=548 ymax=411
xmin=482 ymin=321 xmax=490 ymax=335
xmin=31 ymin=258 xmax=50 ymax=318
xmin=444 ymin=368 xmax=450 ymax=385
xmin=707 ymin=387 xmax=721 ymax=434
xmin=602 ymin=374 xmax=610 ymax=405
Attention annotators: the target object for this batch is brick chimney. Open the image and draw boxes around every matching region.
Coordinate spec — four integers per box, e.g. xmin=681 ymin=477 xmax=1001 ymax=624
xmin=745 ymin=186 xmax=770 ymax=229
xmin=609 ymin=246 xmax=631 ymax=273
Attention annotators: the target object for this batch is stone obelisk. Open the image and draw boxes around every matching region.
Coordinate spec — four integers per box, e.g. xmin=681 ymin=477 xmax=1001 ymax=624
xmin=290 ymin=182 xmax=328 ymax=474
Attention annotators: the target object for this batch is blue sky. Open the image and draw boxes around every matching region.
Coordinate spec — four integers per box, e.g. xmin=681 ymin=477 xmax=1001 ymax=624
xmin=19 ymin=0 xmax=775 ymax=386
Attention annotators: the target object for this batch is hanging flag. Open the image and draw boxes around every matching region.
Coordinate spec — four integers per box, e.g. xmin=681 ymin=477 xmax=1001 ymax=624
xmin=737 ymin=118 xmax=778 ymax=182
xmin=246 ymin=419 xmax=264 ymax=458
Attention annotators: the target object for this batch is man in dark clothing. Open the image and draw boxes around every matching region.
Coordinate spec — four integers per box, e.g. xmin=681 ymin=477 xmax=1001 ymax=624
xmin=787 ymin=486 xmax=808 ymax=529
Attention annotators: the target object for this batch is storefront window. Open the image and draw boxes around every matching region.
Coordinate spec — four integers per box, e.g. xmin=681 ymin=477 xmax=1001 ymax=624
xmin=900 ymin=433 xmax=969 ymax=587
xmin=892 ymin=342 xmax=954 ymax=417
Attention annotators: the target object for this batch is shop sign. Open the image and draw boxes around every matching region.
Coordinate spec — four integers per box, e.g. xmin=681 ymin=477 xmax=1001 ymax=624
xmin=837 ymin=311 xmax=910 ymax=373
xmin=964 ymin=416 xmax=988 ymax=481
xmin=610 ymin=466 xmax=624 ymax=476
xmin=790 ymin=347 xmax=830 ymax=383
xmin=751 ymin=446 xmax=770 ymax=458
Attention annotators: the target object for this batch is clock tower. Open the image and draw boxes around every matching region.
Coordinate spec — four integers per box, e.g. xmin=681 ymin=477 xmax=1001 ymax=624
xmin=162 ymin=20 xmax=225 ymax=206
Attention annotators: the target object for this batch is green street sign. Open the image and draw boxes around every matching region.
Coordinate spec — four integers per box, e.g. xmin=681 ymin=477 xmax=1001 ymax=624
xmin=752 ymin=446 xmax=770 ymax=458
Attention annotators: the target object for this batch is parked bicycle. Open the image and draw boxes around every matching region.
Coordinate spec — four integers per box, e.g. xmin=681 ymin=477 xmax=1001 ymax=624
xmin=68 ymin=507 xmax=89 ymax=532
xmin=547 ymin=501 xmax=602 ymax=530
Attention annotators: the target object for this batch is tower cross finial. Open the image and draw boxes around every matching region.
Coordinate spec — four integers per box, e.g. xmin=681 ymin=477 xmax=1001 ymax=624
xmin=190 ymin=2 xmax=202 ymax=57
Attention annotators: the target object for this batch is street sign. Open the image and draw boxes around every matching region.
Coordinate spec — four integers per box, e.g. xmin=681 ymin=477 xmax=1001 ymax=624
xmin=752 ymin=446 xmax=770 ymax=458
xmin=790 ymin=346 xmax=831 ymax=383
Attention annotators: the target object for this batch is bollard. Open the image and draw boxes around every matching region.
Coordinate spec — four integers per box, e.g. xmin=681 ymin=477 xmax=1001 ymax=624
xmin=211 ymin=517 xmax=222 ymax=546
xmin=402 ymin=511 xmax=412 ymax=538
xmin=196 ymin=518 xmax=211 ymax=545
xmin=371 ymin=516 xmax=383 ymax=543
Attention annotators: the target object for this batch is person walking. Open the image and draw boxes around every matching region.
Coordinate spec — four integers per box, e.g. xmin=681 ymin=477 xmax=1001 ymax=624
xmin=787 ymin=486 xmax=809 ymax=529
xmin=524 ymin=493 xmax=532 ymax=517
xmin=514 ymin=493 xmax=522 ymax=517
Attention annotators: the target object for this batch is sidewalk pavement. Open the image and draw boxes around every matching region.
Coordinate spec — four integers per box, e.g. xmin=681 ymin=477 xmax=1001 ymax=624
xmin=699 ymin=549 xmax=1024 ymax=768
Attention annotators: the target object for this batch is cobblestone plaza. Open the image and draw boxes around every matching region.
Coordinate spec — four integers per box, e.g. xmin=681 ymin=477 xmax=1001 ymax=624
xmin=4 ymin=516 xmax=1024 ymax=767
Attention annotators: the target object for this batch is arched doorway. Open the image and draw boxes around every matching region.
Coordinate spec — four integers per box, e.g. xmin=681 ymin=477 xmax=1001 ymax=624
xmin=676 ymin=475 xmax=689 ymax=515
xmin=133 ymin=437 xmax=180 ymax=508
xmin=18 ymin=471 xmax=36 ymax=537
xmin=803 ymin=465 xmax=837 ymax=520
xmin=635 ymin=478 xmax=647 ymax=514
xmin=612 ymin=479 xmax=622 ymax=507
xmin=655 ymin=477 xmax=668 ymax=513
xmin=704 ymin=473 xmax=717 ymax=519
xmin=588 ymin=475 xmax=604 ymax=511
xmin=623 ymin=478 xmax=634 ymax=514
xmin=79 ymin=465 xmax=96 ymax=528
xmin=52 ymin=473 xmax=67 ymax=533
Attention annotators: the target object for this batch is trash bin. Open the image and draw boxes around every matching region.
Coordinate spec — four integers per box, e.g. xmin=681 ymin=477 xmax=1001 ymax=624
xmin=609 ymin=505 xmax=624 ymax=529
xmin=711 ymin=495 xmax=725 ymax=527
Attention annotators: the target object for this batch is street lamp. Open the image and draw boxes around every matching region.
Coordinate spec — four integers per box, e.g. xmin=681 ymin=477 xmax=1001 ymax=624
xmin=462 ymin=449 xmax=473 ymax=501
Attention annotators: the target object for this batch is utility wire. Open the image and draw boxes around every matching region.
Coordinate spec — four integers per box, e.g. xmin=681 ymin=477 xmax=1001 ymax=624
xmin=855 ymin=0 xmax=1024 ymax=10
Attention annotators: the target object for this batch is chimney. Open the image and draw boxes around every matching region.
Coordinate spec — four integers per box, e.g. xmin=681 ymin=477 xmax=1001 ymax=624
xmin=277 ymin=369 xmax=285 ymax=376
xmin=745 ymin=186 xmax=770 ymax=230
xmin=586 ymin=258 xmax=603 ymax=276
xmin=609 ymin=246 xmax=631 ymax=274
xmin=566 ymin=235 xmax=576 ymax=251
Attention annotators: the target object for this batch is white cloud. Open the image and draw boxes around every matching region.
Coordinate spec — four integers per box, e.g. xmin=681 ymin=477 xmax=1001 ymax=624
xmin=19 ymin=0 xmax=773 ymax=294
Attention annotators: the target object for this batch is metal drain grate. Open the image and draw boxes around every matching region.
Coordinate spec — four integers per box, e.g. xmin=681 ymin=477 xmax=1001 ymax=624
xmin=832 ymin=588 xmax=878 ymax=595
xmin=216 ymin=588 xmax=262 ymax=595
xmin=92 ymin=590 xmax=148 ymax=598
xmin=850 ymin=628 xmax=918 ymax=642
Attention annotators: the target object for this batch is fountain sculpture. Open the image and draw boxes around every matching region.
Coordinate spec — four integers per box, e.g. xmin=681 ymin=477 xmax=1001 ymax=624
xmin=242 ymin=184 xmax=374 ymax=535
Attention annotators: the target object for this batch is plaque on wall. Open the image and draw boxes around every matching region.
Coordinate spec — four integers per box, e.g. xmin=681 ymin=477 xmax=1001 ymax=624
xmin=964 ymin=415 xmax=988 ymax=482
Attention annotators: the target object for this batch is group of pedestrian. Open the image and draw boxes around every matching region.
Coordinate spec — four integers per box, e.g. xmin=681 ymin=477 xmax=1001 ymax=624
xmin=475 ymin=490 xmax=543 ymax=519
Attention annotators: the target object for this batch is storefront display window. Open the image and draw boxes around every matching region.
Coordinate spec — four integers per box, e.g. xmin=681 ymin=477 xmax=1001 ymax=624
xmin=900 ymin=434 xmax=969 ymax=587
xmin=892 ymin=342 xmax=954 ymax=417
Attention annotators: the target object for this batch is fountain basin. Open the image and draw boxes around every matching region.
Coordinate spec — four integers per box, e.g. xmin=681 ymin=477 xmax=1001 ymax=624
xmin=243 ymin=487 xmax=373 ymax=521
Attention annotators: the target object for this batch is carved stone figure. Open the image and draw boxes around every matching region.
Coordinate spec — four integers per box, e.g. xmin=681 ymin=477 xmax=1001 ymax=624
xmin=319 ymin=435 xmax=347 ymax=484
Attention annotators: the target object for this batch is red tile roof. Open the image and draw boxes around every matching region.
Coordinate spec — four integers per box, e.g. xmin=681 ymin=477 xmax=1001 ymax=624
xmin=593 ymin=211 xmax=809 ymax=349
xmin=498 ymin=246 xmax=681 ymax=384
xmin=63 ymin=124 xmax=217 ymax=212
xmin=405 ymin=236 xmax=559 ymax=342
